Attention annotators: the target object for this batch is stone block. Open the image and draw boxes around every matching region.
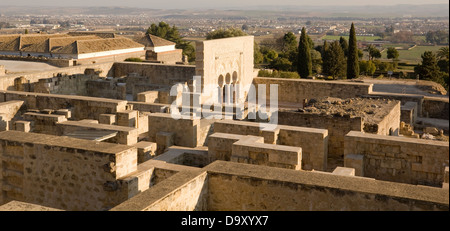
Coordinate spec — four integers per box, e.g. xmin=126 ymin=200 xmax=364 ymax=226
xmin=99 ymin=114 xmax=116 ymax=125
xmin=344 ymin=154 xmax=364 ymax=176
xmin=132 ymin=141 xmax=157 ymax=163
xmin=55 ymin=109 xmax=72 ymax=119
xmin=332 ymin=167 xmax=356 ymax=176
xmin=14 ymin=121 xmax=31 ymax=132
xmin=156 ymin=132 xmax=175 ymax=155
xmin=117 ymin=110 xmax=139 ymax=128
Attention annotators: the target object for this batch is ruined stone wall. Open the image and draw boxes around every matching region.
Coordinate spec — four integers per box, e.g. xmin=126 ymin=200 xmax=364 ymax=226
xmin=344 ymin=131 xmax=449 ymax=186
xmin=0 ymin=62 xmax=115 ymax=91
xmin=0 ymin=91 xmax=128 ymax=121
xmin=0 ymin=131 xmax=138 ymax=210
xmin=253 ymin=77 xmax=373 ymax=104
xmin=206 ymin=161 xmax=448 ymax=211
xmin=422 ymin=97 xmax=449 ymax=120
xmin=33 ymin=74 xmax=98 ymax=96
xmin=86 ymin=80 xmax=126 ymax=100
xmin=278 ymin=111 xmax=363 ymax=158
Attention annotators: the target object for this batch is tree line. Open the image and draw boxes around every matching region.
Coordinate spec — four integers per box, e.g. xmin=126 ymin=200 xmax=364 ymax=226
xmin=145 ymin=22 xmax=448 ymax=89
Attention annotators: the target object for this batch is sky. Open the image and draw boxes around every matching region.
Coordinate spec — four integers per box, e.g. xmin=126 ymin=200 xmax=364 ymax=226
xmin=1 ymin=0 xmax=449 ymax=9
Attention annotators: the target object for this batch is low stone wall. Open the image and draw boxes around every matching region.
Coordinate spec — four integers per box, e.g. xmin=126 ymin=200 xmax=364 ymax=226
xmin=278 ymin=111 xmax=363 ymax=158
xmin=206 ymin=161 xmax=448 ymax=211
xmin=0 ymin=90 xmax=128 ymax=121
xmin=344 ymin=131 xmax=449 ymax=187
xmin=112 ymin=161 xmax=449 ymax=211
xmin=0 ymin=131 xmax=138 ymax=210
xmin=145 ymin=49 xmax=183 ymax=64
xmin=253 ymin=77 xmax=373 ymax=104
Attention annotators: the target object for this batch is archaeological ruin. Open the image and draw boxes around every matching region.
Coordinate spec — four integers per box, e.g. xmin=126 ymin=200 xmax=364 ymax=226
xmin=0 ymin=35 xmax=448 ymax=211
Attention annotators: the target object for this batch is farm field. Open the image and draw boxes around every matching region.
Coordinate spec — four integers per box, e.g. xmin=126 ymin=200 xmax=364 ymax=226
xmin=381 ymin=45 xmax=447 ymax=63
xmin=322 ymin=35 xmax=382 ymax=41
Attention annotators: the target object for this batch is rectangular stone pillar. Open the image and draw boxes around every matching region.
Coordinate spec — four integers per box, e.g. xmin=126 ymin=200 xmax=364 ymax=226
xmin=156 ymin=132 xmax=174 ymax=155
xmin=14 ymin=121 xmax=31 ymax=132
xmin=332 ymin=167 xmax=355 ymax=176
xmin=132 ymin=141 xmax=157 ymax=163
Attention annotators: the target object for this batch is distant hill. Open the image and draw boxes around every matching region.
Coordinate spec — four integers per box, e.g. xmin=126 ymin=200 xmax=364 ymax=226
xmin=0 ymin=4 xmax=448 ymax=18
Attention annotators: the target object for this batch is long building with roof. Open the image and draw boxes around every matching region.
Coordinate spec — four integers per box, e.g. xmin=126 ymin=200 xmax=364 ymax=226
xmin=0 ymin=33 xmax=147 ymax=65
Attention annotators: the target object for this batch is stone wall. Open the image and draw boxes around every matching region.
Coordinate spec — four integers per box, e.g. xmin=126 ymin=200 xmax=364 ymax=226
xmin=111 ymin=161 xmax=449 ymax=211
xmin=278 ymin=111 xmax=363 ymax=158
xmin=111 ymin=169 xmax=208 ymax=211
xmin=344 ymin=131 xmax=449 ymax=187
xmin=212 ymin=120 xmax=328 ymax=171
xmin=0 ymin=62 xmax=114 ymax=91
xmin=145 ymin=49 xmax=183 ymax=64
xmin=86 ymin=79 xmax=127 ymax=100
xmin=148 ymin=113 xmax=200 ymax=148
xmin=0 ymin=100 xmax=24 ymax=131
xmin=422 ymin=97 xmax=449 ymax=120
xmin=205 ymin=161 xmax=448 ymax=211
xmin=253 ymin=77 xmax=373 ymax=104
xmin=0 ymin=131 xmax=138 ymax=210
xmin=375 ymin=101 xmax=401 ymax=136
xmin=231 ymin=138 xmax=302 ymax=170
xmin=113 ymin=62 xmax=195 ymax=85
xmin=74 ymin=50 xmax=146 ymax=66
xmin=0 ymin=90 xmax=128 ymax=121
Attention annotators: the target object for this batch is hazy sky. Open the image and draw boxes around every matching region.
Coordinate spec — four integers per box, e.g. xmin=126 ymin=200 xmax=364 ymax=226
xmin=1 ymin=0 xmax=449 ymax=9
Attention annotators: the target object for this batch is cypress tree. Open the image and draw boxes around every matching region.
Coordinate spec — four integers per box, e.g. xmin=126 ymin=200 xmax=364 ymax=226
xmin=339 ymin=36 xmax=349 ymax=57
xmin=347 ymin=23 xmax=359 ymax=79
xmin=297 ymin=27 xmax=312 ymax=78
xmin=329 ymin=41 xmax=347 ymax=79
xmin=321 ymin=40 xmax=330 ymax=76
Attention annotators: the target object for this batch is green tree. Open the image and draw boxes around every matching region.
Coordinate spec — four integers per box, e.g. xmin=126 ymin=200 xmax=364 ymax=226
xmin=24 ymin=29 xmax=29 ymax=34
xmin=270 ymin=57 xmax=293 ymax=71
xmin=359 ymin=60 xmax=376 ymax=76
xmin=437 ymin=46 xmax=449 ymax=73
xmin=328 ymin=41 xmax=347 ymax=79
xmin=414 ymin=51 xmax=446 ymax=87
xmin=263 ymin=49 xmax=279 ymax=63
xmin=339 ymin=36 xmax=349 ymax=57
xmin=310 ymin=49 xmax=322 ymax=74
xmin=147 ymin=22 xmax=195 ymax=62
xmin=281 ymin=32 xmax=298 ymax=53
xmin=387 ymin=47 xmax=399 ymax=61
xmin=321 ymin=40 xmax=331 ymax=76
xmin=367 ymin=44 xmax=381 ymax=61
xmin=297 ymin=27 xmax=312 ymax=78
xmin=347 ymin=23 xmax=359 ymax=79
xmin=254 ymin=42 xmax=264 ymax=65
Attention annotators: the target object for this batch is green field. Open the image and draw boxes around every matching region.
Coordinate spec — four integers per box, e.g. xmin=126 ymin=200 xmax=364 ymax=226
xmin=381 ymin=45 xmax=446 ymax=63
xmin=322 ymin=35 xmax=382 ymax=41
